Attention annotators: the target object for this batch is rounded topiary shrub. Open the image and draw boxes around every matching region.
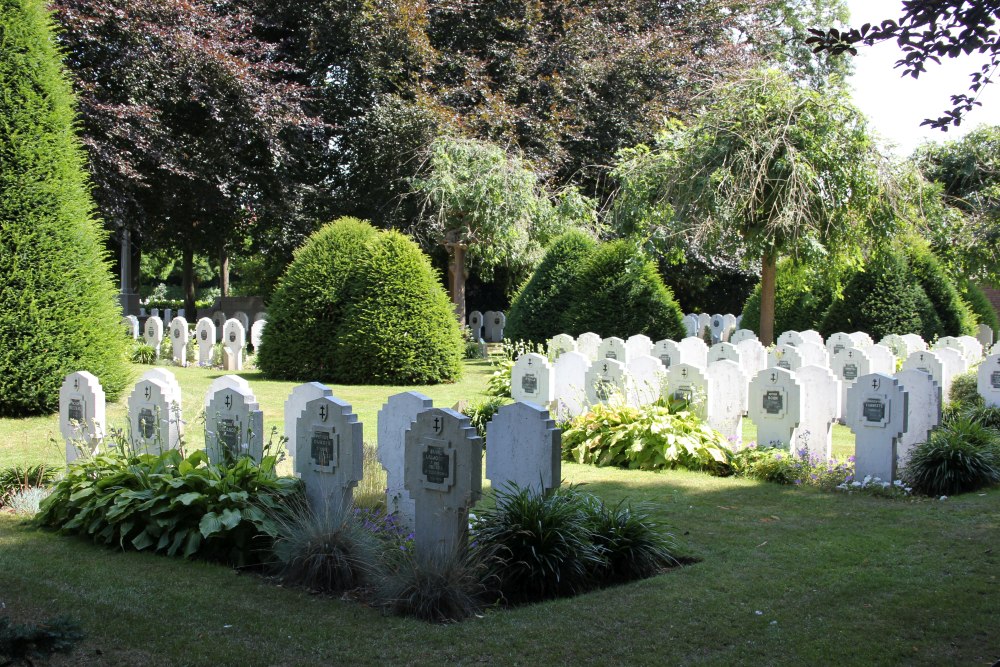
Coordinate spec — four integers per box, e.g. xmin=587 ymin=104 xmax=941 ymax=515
xmin=504 ymin=230 xmax=597 ymax=343
xmin=0 ymin=0 xmax=130 ymax=416
xmin=820 ymin=251 xmax=924 ymax=340
xmin=257 ymin=220 xmax=462 ymax=384
xmin=257 ymin=218 xmax=379 ymax=381
xmin=740 ymin=260 xmax=837 ymax=335
xmin=567 ymin=240 xmax=685 ymax=340
xmin=333 ymin=231 xmax=463 ymax=384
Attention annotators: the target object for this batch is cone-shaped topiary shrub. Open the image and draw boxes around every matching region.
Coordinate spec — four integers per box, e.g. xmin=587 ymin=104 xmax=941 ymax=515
xmin=504 ymin=230 xmax=597 ymax=343
xmin=903 ymin=243 xmax=977 ymax=338
xmin=0 ymin=0 xmax=130 ymax=416
xmin=820 ymin=251 xmax=924 ymax=340
xmin=257 ymin=219 xmax=462 ymax=384
xmin=567 ymin=240 xmax=685 ymax=340
xmin=958 ymin=280 xmax=1000 ymax=335
xmin=333 ymin=231 xmax=463 ymax=384
xmin=740 ymin=259 xmax=838 ymax=335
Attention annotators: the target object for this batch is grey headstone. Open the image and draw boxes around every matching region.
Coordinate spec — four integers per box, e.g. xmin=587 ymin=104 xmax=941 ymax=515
xmin=205 ymin=380 xmax=264 ymax=463
xmin=485 ymin=401 xmax=560 ymax=495
xmin=748 ymin=367 xmax=802 ymax=450
xmin=845 ymin=373 xmax=908 ymax=482
xmin=296 ymin=394 xmax=364 ymax=515
xmin=468 ymin=311 xmax=483 ymax=341
xmin=378 ymin=391 xmax=433 ymax=530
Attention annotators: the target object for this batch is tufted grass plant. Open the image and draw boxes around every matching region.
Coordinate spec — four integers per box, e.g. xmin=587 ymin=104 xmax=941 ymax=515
xmin=904 ymin=416 xmax=1000 ymax=496
xmin=376 ymin=545 xmax=487 ymax=623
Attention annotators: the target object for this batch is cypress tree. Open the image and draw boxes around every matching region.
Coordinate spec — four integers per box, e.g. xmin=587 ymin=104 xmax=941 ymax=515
xmin=0 ymin=0 xmax=129 ymax=415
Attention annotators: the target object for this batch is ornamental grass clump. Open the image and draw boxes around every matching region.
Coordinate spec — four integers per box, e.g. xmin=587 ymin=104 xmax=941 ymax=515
xmin=376 ymin=546 xmax=487 ymax=623
xmin=581 ymin=496 xmax=678 ymax=584
xmin=904 ymin=416 xmax=1000 ymax=496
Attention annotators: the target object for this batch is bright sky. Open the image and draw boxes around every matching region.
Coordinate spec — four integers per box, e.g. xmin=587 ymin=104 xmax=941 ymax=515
xmin=846 ymin=0 xmax=1000 ymax=158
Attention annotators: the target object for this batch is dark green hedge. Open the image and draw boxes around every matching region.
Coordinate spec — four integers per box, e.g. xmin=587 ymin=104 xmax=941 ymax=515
xmin=504 ymin=230 xmax=597 ymax=343
xmin=960 ymin=280 xmax=1000 ymax=335
xmin=257 ymin=218 xmax=462 ymax=384
xmin=740 ymin=260 xmax=837 ymax=335
xmin=568 ymin=240 xmax=685 ymax=340
xmin=903 ymin=243 xmax=976 ymax=339
xmin=0 ymin=0 xmax=130 ymax=416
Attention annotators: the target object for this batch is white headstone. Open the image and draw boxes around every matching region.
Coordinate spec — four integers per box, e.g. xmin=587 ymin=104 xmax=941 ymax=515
xmin=845 ymin=373 xmax=908 ymax=483
xmin=879 ymin=334 xmax=909 ymax=361
xmin=250 ymin=319 xmax=266 ymax=351
xmin=794 ymin=365 xmax=841 ymax=462
xmin=404 ymin=408 xmax=482 ymax=559
xmin=730 ymin=329 xmax=757 ymax=345
xmin=123 ymin=315 xmax=139 ymax=340
xmin=485 ymin=311 xmax=506 ymax=343
xmin=795 ymin=341 xmax=829 ymax=368
xmin=697 ymin=313 xmax=711 ymax=338
xmin=143 ymin=316 xmax=164 ymax=358
xmin=285 ymin=382 xmax=333 ymax=465
xmin=768 ymin=344 xmax=804 ymax=372
xmin=205 ymin=379 xmax=264 ymax=464
xmin=735 ymin=338 xmax=768 ymax=380
xmin=677 ymin=336 xmax=709 ymax=369
xmin=901 ymin=333 xmax=927 ymax=353
xmin=867 ymin=344 xmax=897 ymax=376
xmin=934 ymin=346 xmax=967 ymax=398
xmin=894 ymin=369 xmax=941 ymax=468
xmin=977 ymin=323 xmax=994 ymax=349
xmin=831 ymin=347 xmax=872 ymax=420
xmin=826 ymin=332 xmax=856 ymax=359
xmin=706 ymin=360 xmax=747 ymax=441
xmin=378 ymin=391 xmax=433 ymax=530
xmin=957 ymin=335 xmax=984 ymax=364
xmin=548 ymin=333 xmax=576 ymax=360
xmin=597 ymin=336 xmax=628 ymax=364
xmin=204 ymin=375 xmax=251 ymax=410
xmin=901 ymin=350 xmax=948 ymax=402
xmin=653 ymin=339 xmax=682 ymax=370
xmin=978 ymin=353 xmax=1000 ymax=408
xmin=665 ymin=363 xmax=710 ymax=421
xmin=722 ymin=314 xmax=738 ymax=341
xmin=195 ymin=317 xmax=216 ymax=366
xmin=232 ymin=311 xmax=251 ymax=333
xmin=575 ymin=332 xmax=602 ymax=361
xmin=296 ymin=394 xmax=364 ymax=514
xmin=128 ymin=375 xmax=181 ymax=455
xmin=140 ymin=368 xmax=184 ymax=438
xmin=708 ymin=342 xmax=741 ymax=365
xmin=626 ymin=334 xmax=653 ymax=360
xmin=59 ymin=371 xmax=105 ymax=462
xmin=468 ymin=311 xmax=483 ymax=341
xmin=552 ymin=351 xmax=590 ymax=420
xmin=168 ymin=316 xmax=189 ymax=367
xmin=211 ymin=311 xmax=227 ymax=342
xmin=585 ymin=358 xmax=628 ymax=406
xmin=710 ymin=314 xmax=726 ymax=344
xmin=850 ymin=332 xmax=874 ymax=348
xmin=799 ymin=330 xmax=824 ymax=345
xmin=748 ymin=367 xmax=802 ymax=449
xmin=485 ymin=401 xmax=561 ymax=495
xmin=627 ymin=355 xmax=666 ymax=407
xmin=222 ymin=318 xmax=246 ymax=371
xmin=683 ymin=315 xmax=699 ymax=338
xmin=776 ymin=330 xmax=805 ymax=348
xmin=511 ymin=353 xmax=554 ymax=406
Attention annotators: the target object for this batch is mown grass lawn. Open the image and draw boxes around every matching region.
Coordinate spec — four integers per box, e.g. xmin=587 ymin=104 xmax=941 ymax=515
xmin=2 ymin=360 xmax=997 ymax=665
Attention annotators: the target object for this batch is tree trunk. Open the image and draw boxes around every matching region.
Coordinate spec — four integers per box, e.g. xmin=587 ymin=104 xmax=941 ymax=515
xmin=182 ymin=245 xmax=196 ymax=319
xmin=219 ymin=245 xmax=230 ymax=297
xmin=759 ymin=248 xmax=778 ymax=346
xmin=447 ymin=242 xmax=467 ymax=323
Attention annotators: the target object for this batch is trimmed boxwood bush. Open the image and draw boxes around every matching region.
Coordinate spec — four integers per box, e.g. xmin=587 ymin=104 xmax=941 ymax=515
xmin=740 ymin=259 xmax=838 ymax=335
xmin=0 ymin=0 xmax=130 ymax=416
xmin=332 ymin=231 xmax=463 ymax=384
xmin=568 ymin=240 xmax=685 ymax=340
xmin=504 ymin=230 xmax=597 ymax=343
xmin=820 ymin=251 xmax=924 ymax=340
xmin=258 ymin=219 xmax=462 ymax=384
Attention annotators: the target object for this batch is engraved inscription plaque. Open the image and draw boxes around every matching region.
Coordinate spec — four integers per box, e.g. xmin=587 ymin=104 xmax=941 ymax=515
xmin=763 ymin=390 xmax=783 ymax=415
xmin=863 ymin=398 xmax=886 ymax=424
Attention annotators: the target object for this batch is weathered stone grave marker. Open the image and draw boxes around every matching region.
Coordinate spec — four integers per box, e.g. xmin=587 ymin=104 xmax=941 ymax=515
xmin=665 ymin=363 xmax=709 ymax=420
xmin=553 ymin=351 xmax=590 ymax=419
xmin=378 ymin=391 xmax=432 ymax=529
xmin=205 ymin=378 xmax=264 ymax=463
xmin=795 ymin=365 xmax=841 ymax=461
xmin=144 ymin=315 xmax=164 ymax=358
xmin=585 ymin=358 xmax=628 ymax=405
xmin=706 ymin=359 xmax=746 ymax=440
xmin=468 ymin=311 xmax=483 ymax=341
xmin=296 ymin=394 xmax=364 ymax=514
xmin=195 ymin=317 xmax=216 ymax=366
xmin=626 ymin=334 xmax=653 ymax=360
xmin=978 ymin=353 xmax=1000 ymax=408
xmin=894 ymin=369 xmax=941 ymax=467
xmin=169 ymin=316 xmax=189 ymax=367
xmin=748 ymin=367 xmax=802 ymax=449
xmin=597 ymin=336 xmax=628 ymax=363
xmin=768 ymin=344 xmax=804 ymax=372
xmin=222 ymin=318 xmax=246 ymax=371
xmin=832 ymin=347 xmax=872 ymax=420
xmin=128 ymin=373 xmax=181 ymax=455
xmin=653 ymin=338 xmax=682 ymax=370
xmin=211 ymin=311 xmax=227 ymax=342
xmin=627 ymin=355 xmax=666 ymax=407
xmin=486 ymin=401 xmax=560 ymax=495
xmin=548 ymin=333 xmax=576 ymax=360
xmin=575 ymin=332 xmax=602 ymax=361
xmin=511 ymin=353 xmax=554 ymax=406
xmin=845 ymin=374 xmax=908 ymax=482
xmin=677 ymin=336 xmax=709 ymax=369
xmin=60 ymin=371 xmax=105 ymax=462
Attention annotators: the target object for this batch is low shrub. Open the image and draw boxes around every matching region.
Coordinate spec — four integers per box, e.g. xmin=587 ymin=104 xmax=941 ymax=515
xmin=463 ymin=396 xmax=513 ymax=441
xmin=0 ymin=464 xmax=55 ymax=505
xmin=581 ymin=495 xmax=677 ymax=584
xmin=966 ymin=405 xmax=1000 ymax=431
xmin=904 ymin=416 xmax=1000 ymax=496
xmin=7 ymin=487 xmax=51 ymax=516
xmin=948 ymin=370 xmax=984 ymax=410
xmin=561 ymin=402 xmax=732 ymax=472
xmin=376 ymin=546 xmax=487 ymax=623
xmin=129 ymin=341 xmax=157 ymax=365
xmin=728 ymin=445 xmax=855 ymax=489
xmin=0 ymin=616 xmax=83 ymax=665
xmin=37 ymin=442 xmax=301 ymax=567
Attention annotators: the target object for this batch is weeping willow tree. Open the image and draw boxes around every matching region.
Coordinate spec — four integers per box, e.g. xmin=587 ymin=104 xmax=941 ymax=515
xmin=612 ymin=68 xmax=895 ymax=345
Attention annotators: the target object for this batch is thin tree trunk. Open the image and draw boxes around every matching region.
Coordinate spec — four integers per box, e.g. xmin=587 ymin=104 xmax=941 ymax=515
xmin=447 ymin=242 xmax=467 ymax=323
xmin=219 ymin=246 xmax=230 ymax=297
xmin=759 ymin=248 xmax=778 ymax=346
xmin=182 ymin=245 xmax=196 ymax=318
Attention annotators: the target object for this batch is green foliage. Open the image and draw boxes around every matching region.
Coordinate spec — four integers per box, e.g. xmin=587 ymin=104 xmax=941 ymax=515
xmin=567 ymin=241 xmax=685 ymax=341
xmin=580 ymin=495 xmax=677 ymax=584
xmin=0 ymin=615 xmax=83 ymax=664
xmin=903 ymin=242 xmax=977 ymax=338
xmin=473 ymin=485 xmax=605 ymax=604
xmin=820 ymin=251 xmax=924 ymax=340
xmin=949 ymin=370 xmax=984 ymax=411
xmin=904 ymin=416 xmax=1000 ymax=496
xmin=740 ymin=260 xmax=838 ymax=334
xmin=0 ymin=0 xmax=130 ymax=416
xmin=463 ymin=396 xmax=513 ymax=442
xmin=562 ymin=402 xmax=732 ymax=472
xmin=959 ymin=281 xmax=1000 ymax=334
xmin=966 ymin=405 xmax=1000 ymax=431
xmin=258 ymin=219 xmax=462 ymax=385
xmin=505 ymin=231 xmax=598 ymax=343
xmin=36 ymin=446 xmax=302 ymax=567
xmin=333 ymin=231 xmax=463 ymax=384
xmin=376 ymin=547 xmax=487 ymax=623
xmin=0 ymin=464 xmax=55 ymax=507
xmin=483 ymin=340 xmax=544 ymax=399
xmin=728 ymin=446 xmax=854 ymax=489
xmin=269 ymin=499 xmax=380 ymax=594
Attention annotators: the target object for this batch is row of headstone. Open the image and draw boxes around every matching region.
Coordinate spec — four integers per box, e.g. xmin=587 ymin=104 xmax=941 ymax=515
xmin=467 ymin=310 xmax=506 ymax=343
xmin=682 ymin=313 xmax=741 ymax=343
xmin=135 ymin=315 xmax=263 ymax=370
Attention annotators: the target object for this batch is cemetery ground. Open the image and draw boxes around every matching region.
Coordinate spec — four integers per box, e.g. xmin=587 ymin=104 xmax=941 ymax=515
xmin=1 ymin=361 xmax=998 ymax=665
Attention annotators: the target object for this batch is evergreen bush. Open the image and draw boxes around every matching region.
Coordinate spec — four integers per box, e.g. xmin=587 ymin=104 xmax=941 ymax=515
xmin=960 ymin=280 xmax=1000 ymax=334
xmin=504 ymin=231 xmax=597 ymax=343
xmin=0 ymin=0 xmax=130 ymax=415
xmin=903 ymin=243 xmax=977 ymax=338
xmin=258 ymin=219 xmax=462 ymax=384
xmin=820 ymin=251 xmax=924 ymax=340
xmin=567 ymin=240 xmax=685 ymax=340
xmin=740 ymin=260 xmax=837 ymax=335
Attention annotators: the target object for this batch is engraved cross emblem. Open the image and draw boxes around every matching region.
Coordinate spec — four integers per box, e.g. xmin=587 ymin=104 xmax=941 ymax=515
xmin=871 ymin=378 xmax=880 ymax=390
xmin=225 ymin=394 xmax=233 ymax=410
xmin=433 ymin=416 xmax=442 ymax=434
xmin=770 ymin=372 xmax=777 ymax=383
xmin=319 ymin=404 xmax=328 ymax=422
xmin=144 ymin=385 xmax=151 ymax=400
xmin=73 ymin=378 xmax=79 ymax=390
